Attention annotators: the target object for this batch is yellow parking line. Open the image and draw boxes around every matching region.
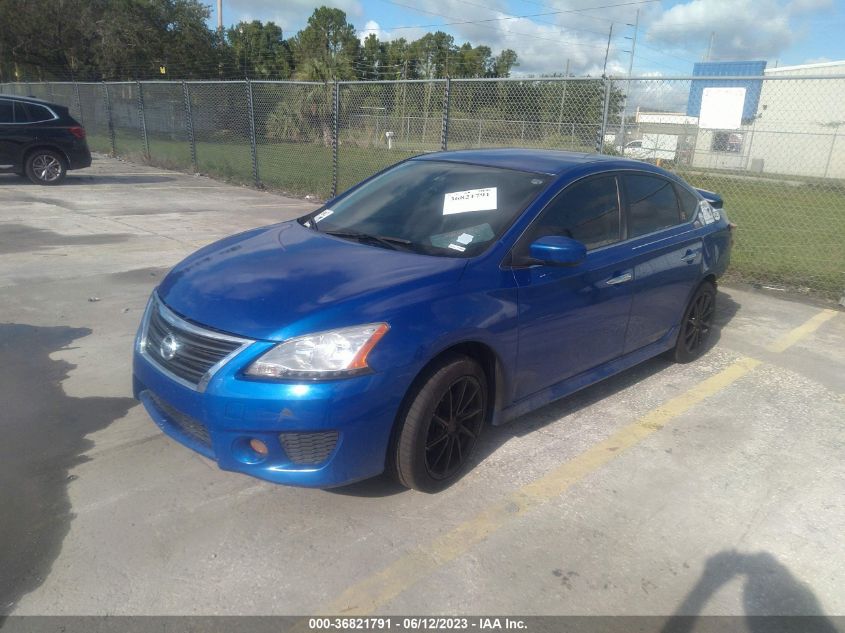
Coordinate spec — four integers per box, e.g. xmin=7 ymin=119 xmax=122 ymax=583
xmin=319 ymin=308 xmax=838 ymax=616
xmin=766 ymin=308 xmax=839 ymax=353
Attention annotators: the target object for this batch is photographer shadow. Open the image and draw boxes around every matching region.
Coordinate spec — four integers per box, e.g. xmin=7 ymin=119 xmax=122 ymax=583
xmin=662 ymin=550 xmax=840 ymax=633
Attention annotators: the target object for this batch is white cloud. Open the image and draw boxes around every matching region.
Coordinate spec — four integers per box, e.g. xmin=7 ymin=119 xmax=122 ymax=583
xmin=409 ymin=0 xmax=639 ymax=76
xmin=647 ymin=0 xmax=796 ymax=61
xmin=225 ymin=0 xmax=363 ymax=33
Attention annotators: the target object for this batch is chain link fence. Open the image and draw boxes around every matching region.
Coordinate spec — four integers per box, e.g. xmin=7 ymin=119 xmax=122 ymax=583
xmin=2 ymin=76 xmax=843 ymax=299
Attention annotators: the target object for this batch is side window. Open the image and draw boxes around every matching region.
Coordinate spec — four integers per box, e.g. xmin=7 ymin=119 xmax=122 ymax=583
xmin=24 ymin=103 xmax=54 ymax=122
xmin=624 ymin=174 xmax=682 ymax=238
xmin=13 ymin=102 xmax=29 ymax=123
xmin=523 ymin=175 xmax=621 ymax=253
xmin=675 ymin=184 xmax=700 ymax=222
xmin=0 ymin=100 xmax=13 ymax=124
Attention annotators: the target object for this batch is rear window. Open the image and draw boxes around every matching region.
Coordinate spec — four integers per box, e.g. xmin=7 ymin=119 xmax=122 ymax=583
xmin=23 ymin=103 xmax=55 ymax=122
xmin=675 ymin=184 xmax=700 ymax=222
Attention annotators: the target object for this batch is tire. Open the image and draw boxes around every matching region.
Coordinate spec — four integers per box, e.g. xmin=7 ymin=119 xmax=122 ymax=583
xmin=390 ymin=354 xmax=488 ymax=493
xmin=25 ymin=150 xmax=67 ymax=185
xmin=671 ymin=281 xmax=716 ymax=363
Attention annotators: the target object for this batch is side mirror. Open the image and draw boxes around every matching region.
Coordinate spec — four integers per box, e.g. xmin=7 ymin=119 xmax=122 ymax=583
xmin=529 ymin=235 xmax=587 ymax=266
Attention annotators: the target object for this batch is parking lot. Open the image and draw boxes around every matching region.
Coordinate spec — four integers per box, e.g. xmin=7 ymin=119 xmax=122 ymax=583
xmin=1 ymin=156 xmax=843 ymax=620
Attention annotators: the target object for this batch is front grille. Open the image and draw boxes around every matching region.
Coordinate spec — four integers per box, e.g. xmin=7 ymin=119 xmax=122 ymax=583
xmin=142 ymin=296 xmax=249 ymax=388
xmin=148 ymin=392 xmax=212 ymax=449
xmin=279 ymin=432 xmax=339 ymax=465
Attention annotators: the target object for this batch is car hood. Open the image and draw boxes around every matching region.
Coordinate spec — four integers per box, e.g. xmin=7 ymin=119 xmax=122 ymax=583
xmin=157 ymin=221 xmax=467 ymax=341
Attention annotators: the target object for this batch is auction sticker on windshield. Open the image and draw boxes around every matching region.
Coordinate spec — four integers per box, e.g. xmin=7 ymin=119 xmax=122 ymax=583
xmin=443 ymin=187 xmax=497 ymax=214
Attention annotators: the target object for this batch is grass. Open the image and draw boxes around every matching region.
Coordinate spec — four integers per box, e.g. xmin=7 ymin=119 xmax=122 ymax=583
xmin=88 ymin=130 xmax=845 ymax=299
xmin=677 ymin=170 xmax=845 ymax=297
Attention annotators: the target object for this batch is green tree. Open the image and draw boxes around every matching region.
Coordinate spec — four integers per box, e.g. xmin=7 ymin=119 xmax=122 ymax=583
xmin=226 ymin=21 xmax=291 ymax=79
xmin=290 ymin=7 xmax=359 ymax=80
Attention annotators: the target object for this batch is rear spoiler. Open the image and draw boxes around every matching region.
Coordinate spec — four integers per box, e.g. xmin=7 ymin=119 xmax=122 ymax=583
xmin=695 ymin=188 xmax=723 ymax=209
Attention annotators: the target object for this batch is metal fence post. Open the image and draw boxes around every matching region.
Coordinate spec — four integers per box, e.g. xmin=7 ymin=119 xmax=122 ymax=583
xmin=331 ymin=81 xmax=339 ymax=198
xmin=440 ymin=77 xmax=451 ymax=151
xmin=137 ymin=81 xmax=150 ymax=160
xmin=74 ymin=82 xmax=84 ymax=125
xmin=245 ymin=79 xmax=260 ymax=187
xmin=103 ymin=82 xmax=116 ymax=156
xmin=598 ymin=79 xmax=612 ymax=154
xmin=182 ymin=81 xmax=197 ymax=172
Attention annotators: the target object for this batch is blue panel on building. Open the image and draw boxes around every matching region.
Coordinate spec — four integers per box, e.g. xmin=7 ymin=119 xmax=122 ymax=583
xmin=687 ymin=61 xmax=766 ymax=122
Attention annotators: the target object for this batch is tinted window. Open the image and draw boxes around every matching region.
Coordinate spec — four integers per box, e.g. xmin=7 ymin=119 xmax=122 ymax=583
xmin=675 ymin=184 xmax=700 ymax=222
xmin=24 ymin=103 xmax=54 ymax=122
xmin=524 ymin=175 xmax=621 ymax=251
xmin=0 ymin=100 xmax=13 ymax=124
xmin=624 ymin=174 xmax=681 ymax=238
xmin=13 ymin=101 xmax=29 ymax=122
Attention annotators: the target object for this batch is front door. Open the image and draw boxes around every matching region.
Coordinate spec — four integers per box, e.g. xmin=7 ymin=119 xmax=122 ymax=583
xmin=512 ymin=174 xmax=633 ymax=401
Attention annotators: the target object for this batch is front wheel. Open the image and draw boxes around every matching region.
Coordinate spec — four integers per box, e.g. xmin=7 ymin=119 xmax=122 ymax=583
xmin=390 ymin=355 xmax=488 ymax=492
xmin=671 ymin=281 xmax=716 ymax=363
xmin=25 ymin=150 xmax=67 ymax=185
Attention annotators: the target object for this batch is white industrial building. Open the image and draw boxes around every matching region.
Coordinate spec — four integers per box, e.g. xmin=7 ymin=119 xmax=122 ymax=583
xmin=625 ymin=60 xmax=845 ymax=179
xmin=691 ymin=60 xmax=845 ymax=178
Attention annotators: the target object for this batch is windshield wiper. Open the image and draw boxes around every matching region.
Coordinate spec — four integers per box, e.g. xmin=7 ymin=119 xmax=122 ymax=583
xmin=325 ymin=229 xmax=413 ymax=251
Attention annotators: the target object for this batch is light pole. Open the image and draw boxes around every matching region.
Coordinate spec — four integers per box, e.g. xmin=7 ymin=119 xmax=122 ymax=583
xmin=619 ymin=9 xmax=640 ymax=149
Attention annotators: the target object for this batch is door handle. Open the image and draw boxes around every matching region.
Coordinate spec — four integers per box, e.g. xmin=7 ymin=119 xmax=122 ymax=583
xmin=681 ymin=249 xmax=698 ymax=264
xmin=606 ymin=272 xmax=633 ymax=286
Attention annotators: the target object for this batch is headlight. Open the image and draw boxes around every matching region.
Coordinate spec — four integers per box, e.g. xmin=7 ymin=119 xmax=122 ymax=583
xmin=245 ymin=323 xmax=389 ymax=380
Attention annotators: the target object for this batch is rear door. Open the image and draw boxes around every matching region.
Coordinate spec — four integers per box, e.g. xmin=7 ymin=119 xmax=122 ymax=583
xmin=620 ymin=173 xmax=703 ymax=354
xmin=512 ymin=174 xmax=634 ymax=400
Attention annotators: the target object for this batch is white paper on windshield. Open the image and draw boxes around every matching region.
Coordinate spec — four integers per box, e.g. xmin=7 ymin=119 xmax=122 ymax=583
xmin=443 ymin=188 xmax=497 ymax=215
xmin=314 ymin=209 xmax=334 ymax=222
xmin=448 ymin=243 xmax=466 ymax=252
xmin=457 ymin=233 xmax=474 ymax=245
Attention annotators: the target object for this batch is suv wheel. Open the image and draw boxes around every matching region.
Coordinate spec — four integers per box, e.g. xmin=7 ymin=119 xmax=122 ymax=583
xmin=25 ymin=150 xmax=67 ymax=185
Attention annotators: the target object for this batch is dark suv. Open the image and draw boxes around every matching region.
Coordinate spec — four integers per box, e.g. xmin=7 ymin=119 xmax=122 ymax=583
xmin=0 ymin=95 xmax=92 ymax=185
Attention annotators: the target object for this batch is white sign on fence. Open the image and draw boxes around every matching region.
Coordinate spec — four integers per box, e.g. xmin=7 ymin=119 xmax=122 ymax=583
xmin=699 ymin=87 xmax=746 ymax=130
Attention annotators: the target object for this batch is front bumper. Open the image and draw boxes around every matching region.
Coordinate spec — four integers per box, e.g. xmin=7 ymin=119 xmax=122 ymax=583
xmin=133 ymin=349 xmax=413 ymax=488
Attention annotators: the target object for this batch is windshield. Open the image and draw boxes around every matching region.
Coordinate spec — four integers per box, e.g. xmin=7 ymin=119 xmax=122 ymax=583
xmin=300 ymin=159 xmax=551 ymax=257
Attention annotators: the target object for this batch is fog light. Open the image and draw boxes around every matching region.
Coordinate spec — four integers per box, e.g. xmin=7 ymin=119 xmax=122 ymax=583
xmin=232 ymin=436 xmax=269 ymax=464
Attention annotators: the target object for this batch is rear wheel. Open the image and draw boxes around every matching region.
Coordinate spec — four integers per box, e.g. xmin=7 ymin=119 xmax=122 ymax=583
xmin=25 ymin=150 xmax=67 ymax=185
xmin=390 ymin=354 xmax=487 ymax=492
xmin=672 ymin=281 xmax=716 ymax=363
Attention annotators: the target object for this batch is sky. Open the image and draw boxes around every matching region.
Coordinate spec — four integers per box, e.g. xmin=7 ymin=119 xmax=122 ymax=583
xmin=214 ymin=0 xmax=845 ymax=77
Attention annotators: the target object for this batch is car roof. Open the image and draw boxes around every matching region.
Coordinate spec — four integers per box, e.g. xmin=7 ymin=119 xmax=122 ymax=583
xmin=414 ymin=148 xmax=644 ymax=176
xmin=0 ymin=94 xmax=63 ymax=109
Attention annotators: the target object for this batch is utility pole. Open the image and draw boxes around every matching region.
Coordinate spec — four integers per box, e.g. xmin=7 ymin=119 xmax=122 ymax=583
xmin=619 ymin=9 xmax=639 ymax=147
xmin=217 ymin=0 xmax=223 ymax=33
xmin=602 ymin=23 xmax=614 ymax=78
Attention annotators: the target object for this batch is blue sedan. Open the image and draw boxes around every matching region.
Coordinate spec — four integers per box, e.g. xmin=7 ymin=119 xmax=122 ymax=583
xmin=133 ymin=149 xmax=732 ymax=492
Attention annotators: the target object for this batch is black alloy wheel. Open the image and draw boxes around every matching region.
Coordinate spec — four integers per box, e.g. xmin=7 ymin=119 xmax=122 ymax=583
xmin=425 ymin=375 xmax=484 ymax=481
xmin=672 ymin=281 xmax=716 ymax=363
xmin=391 ymin=354 xmax=488 ymax=492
